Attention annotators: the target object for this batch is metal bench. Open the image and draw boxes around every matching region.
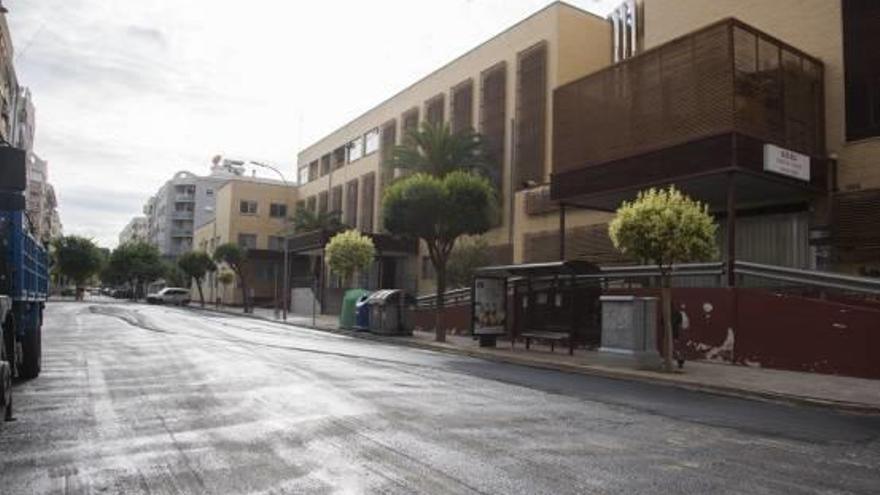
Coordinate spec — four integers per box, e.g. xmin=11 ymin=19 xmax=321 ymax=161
xmin=519 ymin=331 xmax=573 ymax=355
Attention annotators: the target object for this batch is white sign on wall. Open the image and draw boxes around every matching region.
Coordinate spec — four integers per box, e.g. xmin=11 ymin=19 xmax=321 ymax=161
xmin=763 ymin=144 xmax=811 ymax=182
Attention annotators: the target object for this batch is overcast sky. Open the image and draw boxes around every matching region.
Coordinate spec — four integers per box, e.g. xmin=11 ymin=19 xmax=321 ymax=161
xmin=7 ymin=0 xmax=617 ymax=248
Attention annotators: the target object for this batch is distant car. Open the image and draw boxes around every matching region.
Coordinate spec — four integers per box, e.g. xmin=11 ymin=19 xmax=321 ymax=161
xmin=111 ymin=288 xmax=133 ymax=299
xmin=146 ymin=287 xmax=191 ymax=306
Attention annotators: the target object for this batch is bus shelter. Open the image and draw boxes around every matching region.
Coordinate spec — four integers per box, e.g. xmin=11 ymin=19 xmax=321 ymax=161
xmin=471 ymin=261 xmax=602 ymax=352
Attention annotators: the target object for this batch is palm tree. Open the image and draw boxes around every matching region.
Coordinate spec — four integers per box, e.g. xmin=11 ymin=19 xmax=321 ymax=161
xmin=389 ymin=122 xmax=495 ymax=182
xmin=290 ymin=208 xmax=345 ymax=234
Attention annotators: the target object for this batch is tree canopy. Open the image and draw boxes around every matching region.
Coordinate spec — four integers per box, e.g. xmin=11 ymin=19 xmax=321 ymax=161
xmin=291 ymin=208 xmax=344 ymax=234
xmin=103 ymin=242 xmax=165 ymax=297
xmin=382 ymin=171 xmax=496 ymax=341
xmin=325 ymin=230 xmax=375 ymax=287
xmin=178 ymin=251 xmax=217 ymax=307
xmin=446 ymin=236 xmax=492 ymax=289
xmin=52 ymin=235 xmax=103 ymax=288
xmin=389 ymin=122 xmax=494 ymax=183
xmin=609 ymin=186 xmax=717 ymax=371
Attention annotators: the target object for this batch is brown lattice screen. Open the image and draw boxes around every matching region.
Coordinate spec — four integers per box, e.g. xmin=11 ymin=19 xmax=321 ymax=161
xmin=318 ymin=191 xmax=328 ymax=215
xmin=553 ymin=19 xmax=824 ymax=174
xmin=515 ymin=42 xmax=547 ymax=188
xmin=345 ymin=179 xmax=358 ymax=227
xmin=331 ymin=185 xmax=343 ymax=214
xmin=426 ymin=94 xmax=445 ymax=127
xmin=523 ymin=224 xmax=631 ymax=265
xmin=402 ymin=108 xmax=419 ymax=143
xmin=320 ymin=154 xmax=331 ymax=176
xmin=361 ymin=173 xmax=375 ymax=233
xmin=451 ymin=80 xmax=473 ymax=133
xmin=480 ymin=62 xmax=506 ymax=189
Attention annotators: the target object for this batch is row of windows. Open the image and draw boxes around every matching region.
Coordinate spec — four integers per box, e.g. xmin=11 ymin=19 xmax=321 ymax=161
xmin=236 ymin=233 xmax=287 ymax=251
xmin=238 ymin=200 xmax=288 ymax=218
xmin=297 ymin=41 xmax=547 ymax=193
xmin=297 ymin=172 xmax=376 ymax=232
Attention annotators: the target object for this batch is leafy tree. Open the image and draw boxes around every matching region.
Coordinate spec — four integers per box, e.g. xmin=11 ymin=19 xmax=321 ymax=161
xmin=213 ymin=243 xmax=251 ymax=313
xmin=389 ymin=122 xmax=494 ymax=183
xmin=609 ymin=186 xmax=717 ymax=371
xmin=383 ymin=171 xmax=496 ymax=342
xmin=104 ymin=242 xmax=165 ymax=299
xmin=447 ymin=236 xmax=492 ymax=289
xmin=325 ymin=230 xmax=376 ymax=287
xmin=291 ymin=208 xmax=345 ymax=234
xmin=178 ymin=251 xmax=217 ymax=307
xmin=52 ymin=236 xmax=103 ymax=297
xmin=163 ymin=261 xmax=188 ymax=287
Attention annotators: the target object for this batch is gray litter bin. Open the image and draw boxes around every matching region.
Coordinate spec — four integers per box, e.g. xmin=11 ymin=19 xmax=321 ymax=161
xmin=366 ymin=289 xmax=414 ymax=336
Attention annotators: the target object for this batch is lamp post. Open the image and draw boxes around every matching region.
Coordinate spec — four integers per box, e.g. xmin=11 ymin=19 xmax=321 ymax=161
xmin=250 ymin=161 xmax=292 ymax=321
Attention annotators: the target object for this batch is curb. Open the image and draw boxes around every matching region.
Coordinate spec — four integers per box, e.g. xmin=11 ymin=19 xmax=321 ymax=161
xmin=188 ymin=306 xmax=880 ymax=415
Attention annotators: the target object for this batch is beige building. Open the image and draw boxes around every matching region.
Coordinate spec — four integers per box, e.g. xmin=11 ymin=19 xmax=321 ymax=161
xmin=291 ymin=0 xmax=880 ymax=308
xmin=295 ymin=1 xmax=614 ymax=297
xmin=195 ymin=177 xmax=299 ymax=306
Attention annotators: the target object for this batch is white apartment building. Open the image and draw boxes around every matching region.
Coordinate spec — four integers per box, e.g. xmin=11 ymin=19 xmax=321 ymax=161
xmin=118 ymin=216 xmax=148 ymax=246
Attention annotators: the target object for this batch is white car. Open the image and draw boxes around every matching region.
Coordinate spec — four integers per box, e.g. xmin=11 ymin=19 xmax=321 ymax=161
xmin=146 ymin=287 xmax=191 ymax=306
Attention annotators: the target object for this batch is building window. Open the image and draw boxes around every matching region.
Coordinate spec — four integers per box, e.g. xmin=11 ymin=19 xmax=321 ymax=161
xmin=318 ymin=191 xmax=329 ymax=214
xmin=451 ymin=79 xmax=474 ymax=133
xmin=298 ymin=166 xmax=309 ymax=184
xmin=307 ymin=196 xmax=317 ymax=213
xmin=361 ymin=172 xmax=375 ymax=232
xmin=240 ymin=200 xmax=258 ymax=215
xmin=347 ymin=136 xmax=364 ymax=163
xmin=320 ymin=153 xmax=331 ymax=176
xmin=331 ymin=185 xmax=343 ymax=215
xmin=515 ymin=41 xmax=547 ymax=189
xmin=206 ymin=188 xmax=214 ymax=196
xmin=364 ymin=128 xmax=380 ymax=155
xmin=345 ymin=179 xmax=359 ymax=227
xmin=268 ymin=236 xmax=286 ymax=251
xmin=610 ymin=0 xmax=641 ymax=63
xmin=308 ymin=160 xmax=319 ymax=181
xmin=402 ymin=108 xmax=419 ymax=143
xmin=237 ymin=233 xmax=257 ymax=249
xmin=269 ymin=203 xmax=287 ymax=218
xmin=426 ymin=94 xmax=445 ymax=126
xmin=844 ymin=0 xmax=880 ymax=141
xmin=480 ymin=62 xmax=507 ymax=191
xmin=333 ymin=146 xmax=346 ymax=169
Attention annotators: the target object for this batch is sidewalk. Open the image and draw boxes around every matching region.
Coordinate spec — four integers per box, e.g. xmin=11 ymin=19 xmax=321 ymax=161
xmin=195 ymin=305 xmax=880 ymax=414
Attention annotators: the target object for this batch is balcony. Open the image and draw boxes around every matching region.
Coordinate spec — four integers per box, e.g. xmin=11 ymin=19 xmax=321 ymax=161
xmin=175 ymin=193 xmax=196 ymax=202
xmin=170 ymin=228 xmax=192 ymax=238
xmin=171 ymin=211 xmax=194 ymax=220
xmin=551 ymin=19 xmax=827 ymax=208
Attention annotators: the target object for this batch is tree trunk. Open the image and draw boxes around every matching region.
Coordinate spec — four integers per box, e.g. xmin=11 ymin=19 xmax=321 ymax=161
xmin=196 ymin=278 xmax=205 ymax=307
xmin=434 ymin=265 xmax=446 ymax=343
xmin=661 ymin=273 xmax=674 ymax=372
xmin=238 ymin=271 xmax=250 ymax=313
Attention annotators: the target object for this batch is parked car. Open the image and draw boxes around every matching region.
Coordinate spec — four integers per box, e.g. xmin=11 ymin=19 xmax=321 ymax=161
xmin=110 ymin=288 xmax=133 ymax=299
xmin=146 ymin=287 xmax=191 ymax=306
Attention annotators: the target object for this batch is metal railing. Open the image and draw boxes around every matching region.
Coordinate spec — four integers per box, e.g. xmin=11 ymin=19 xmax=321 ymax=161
xmin=413 ymin=261 xmax=880 ymax=308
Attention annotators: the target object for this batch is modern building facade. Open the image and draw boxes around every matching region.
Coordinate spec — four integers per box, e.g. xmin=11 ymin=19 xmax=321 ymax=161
xmin=293 ymin=0 xmax=880 ymax=305
xmin=194 ymin=177 xmax=299 ymax=306
xmin=550 ymin=0 xmax=880 ymax=277
xmin=295 ymin=1 xmax=614 ymax=297
xmin=118 ymin=216 xmax=148 ymax=246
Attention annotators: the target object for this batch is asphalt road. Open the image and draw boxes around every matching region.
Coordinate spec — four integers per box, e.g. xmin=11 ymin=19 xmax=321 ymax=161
xmin=2 ymin=302 xmax=879 ymax=494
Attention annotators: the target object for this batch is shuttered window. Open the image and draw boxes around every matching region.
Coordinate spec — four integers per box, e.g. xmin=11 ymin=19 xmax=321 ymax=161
xmin=320 ymin=154 xmax=331 ymax=176
xmin=480 ymin=62 xmax=507 ymax=189
xmin=843 ymin=0 xmax=880 ymax=141
xmin=345 ymin=179 xmax=358 ymax=227
xmin=402 ymin=108 xmax=419 ymax=144
xmin=451 ymin=80 xmax=474 ymax=133
xmin=318 ymin=191 xmax=328 ymax=215
xmin=361 ymin=172 xmax=375 ymax=233
xmin=331 ymin=185 xmax=343 ymax=215
xmin=515 ymin=42 xmax=547 ymax=189
xmin=426 ymin=94 xmax=445 ymax=127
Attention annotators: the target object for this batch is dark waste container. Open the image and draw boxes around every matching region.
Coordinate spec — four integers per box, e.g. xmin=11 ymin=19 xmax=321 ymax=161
xmin=366 ymin=290 xmax=416 ymax=336
xmin=355 ymin=293 xmax=372 ymax=331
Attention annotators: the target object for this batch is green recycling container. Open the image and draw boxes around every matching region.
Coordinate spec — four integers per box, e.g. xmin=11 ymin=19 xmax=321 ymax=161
xmin=339 ymin=289 xmax=370 ymax=329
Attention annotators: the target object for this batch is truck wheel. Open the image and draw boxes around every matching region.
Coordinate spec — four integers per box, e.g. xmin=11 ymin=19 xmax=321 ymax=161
xmin=20 ymin=321 xmax=40 ymax=379
xmin=1 ymin=340 xmax=12 ymax=422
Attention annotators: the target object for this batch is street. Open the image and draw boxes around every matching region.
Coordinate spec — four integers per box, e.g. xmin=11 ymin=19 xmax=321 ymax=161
xmin=1 ymin=302 xmax=879 ymax=494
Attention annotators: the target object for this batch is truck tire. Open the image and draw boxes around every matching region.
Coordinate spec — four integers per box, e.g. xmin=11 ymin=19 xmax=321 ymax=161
xmin=1 ymin=338 xmax=12 ymax=422
xmin=19 ymin=317 xmax=40 ymax=379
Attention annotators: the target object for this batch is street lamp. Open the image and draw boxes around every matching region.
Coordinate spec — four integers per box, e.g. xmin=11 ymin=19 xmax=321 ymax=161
xmin=250 ymin=160 xmax=292 ymax=321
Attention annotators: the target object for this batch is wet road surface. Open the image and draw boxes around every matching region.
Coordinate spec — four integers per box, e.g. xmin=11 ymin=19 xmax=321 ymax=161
xmin=1 ymin=302 xmax=879 ymax=494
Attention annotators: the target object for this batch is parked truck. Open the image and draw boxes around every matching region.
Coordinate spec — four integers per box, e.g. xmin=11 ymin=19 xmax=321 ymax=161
xmin=0 ymin=146 xmax=48 ymax=423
